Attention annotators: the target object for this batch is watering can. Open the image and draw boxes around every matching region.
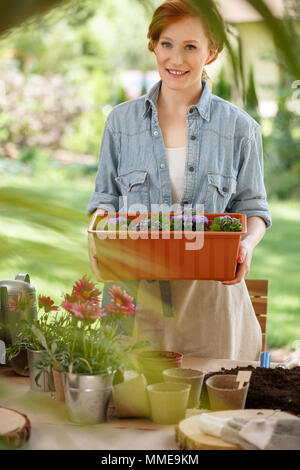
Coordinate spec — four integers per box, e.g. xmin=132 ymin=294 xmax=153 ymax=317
xmin=0 ymin=273 xmax=37 ymax=376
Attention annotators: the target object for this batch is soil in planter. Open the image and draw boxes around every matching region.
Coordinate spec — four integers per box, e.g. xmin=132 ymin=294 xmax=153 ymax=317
xmin=142 ymin=352 xmax=179 ymax=359
xmin=200 ymin=366 xmax=300 ymax=417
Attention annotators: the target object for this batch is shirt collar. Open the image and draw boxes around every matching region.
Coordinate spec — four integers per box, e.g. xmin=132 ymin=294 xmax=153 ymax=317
xmin=142 ymin=78 xmax=212 ymax=122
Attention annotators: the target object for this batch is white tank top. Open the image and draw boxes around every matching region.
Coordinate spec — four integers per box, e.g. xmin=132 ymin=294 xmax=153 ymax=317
xmin=164 ymin=146 xmax=187 ymax=204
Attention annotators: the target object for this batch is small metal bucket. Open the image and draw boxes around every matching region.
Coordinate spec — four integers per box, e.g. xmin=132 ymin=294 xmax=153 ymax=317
xmin=63 ymin=371 xmax=115 ymax=424
xmin=27 ymin=349 xmax=55 ymax=392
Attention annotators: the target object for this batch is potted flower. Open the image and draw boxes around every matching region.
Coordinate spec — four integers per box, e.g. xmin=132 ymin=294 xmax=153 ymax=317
xmin=5 ymin=295 xmax=61 ymax=392
xmin=11 ymin=277 xmax=149 ymax=423
xmin=88 ymin=211 xmax=247 ymax=282
xmin=59 ymin=278 xmax=150 ymax=424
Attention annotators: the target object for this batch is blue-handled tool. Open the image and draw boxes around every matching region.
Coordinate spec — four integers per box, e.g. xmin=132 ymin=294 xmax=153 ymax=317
xmin=260 ymin=351 xmax=271 ymax=368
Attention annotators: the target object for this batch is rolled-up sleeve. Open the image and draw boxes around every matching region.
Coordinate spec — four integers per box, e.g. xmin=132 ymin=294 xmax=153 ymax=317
xmin=87 ymin=117 xmax=120 ymax=215
xmin=227 ymin=123 xmax=272 ymax=228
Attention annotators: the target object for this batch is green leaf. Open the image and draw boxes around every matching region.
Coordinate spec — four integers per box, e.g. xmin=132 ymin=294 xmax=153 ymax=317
xmin=31 ymin=325 xmax=48 ymax=350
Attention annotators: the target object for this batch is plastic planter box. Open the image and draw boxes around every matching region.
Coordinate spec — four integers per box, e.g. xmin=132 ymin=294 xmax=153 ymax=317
xmin=88 ymin=212 xmax=247 ymax=281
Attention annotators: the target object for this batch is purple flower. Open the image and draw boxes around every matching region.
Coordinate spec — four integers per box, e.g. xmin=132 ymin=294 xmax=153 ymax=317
xmin=109 ymin=216 xmax=127 ymax=224
xmin=192 ymin=215 xmax=208 ymax=224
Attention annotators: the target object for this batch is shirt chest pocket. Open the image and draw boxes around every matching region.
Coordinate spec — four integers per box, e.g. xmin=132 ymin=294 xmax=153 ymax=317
xmin=204 ymin=173 xmax=237 ymax=213
xmin=115 ymin=169 xmax=150 ymax=212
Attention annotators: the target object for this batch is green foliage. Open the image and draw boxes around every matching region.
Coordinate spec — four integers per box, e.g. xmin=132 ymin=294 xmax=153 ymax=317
xmin=213 ymin=66 xmax=232 ymax=101
xmin=249 ymin=200 xmax=300 ymax=349
xmin=115 ymin=84 xmax=128 ymax=105
xmin=245 ymin=65 xmax=260 ymax=124
xmin=5 ymin=310 xmax=69 ymax=357
xmin=5 ymin=277 xmax=149 ymax=376
xmin=61 ymin=71 xmax=110 ymax=155
xmin=208 ymin=216 xmax=242 ymax=232
xmin=264 ymin=70 xmax=300 ymax=199
xmin=0 ymin=0 xmax=158 ymax=157
xmin=266 ymin=171 xmax=300 ymax=201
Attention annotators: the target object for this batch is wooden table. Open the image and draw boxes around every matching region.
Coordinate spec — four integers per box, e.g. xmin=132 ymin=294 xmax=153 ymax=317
xmin=0 ymin=357 xmax=270 ymax=450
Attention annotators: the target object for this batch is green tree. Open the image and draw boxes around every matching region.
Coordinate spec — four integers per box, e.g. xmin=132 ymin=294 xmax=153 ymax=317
xmin=245 ymin=65 xmax=260 ymax=124
xmin=213 ymin=66 xmax=232 ymax=101
xmin=264 ymin=68 xmax=300 ymax=199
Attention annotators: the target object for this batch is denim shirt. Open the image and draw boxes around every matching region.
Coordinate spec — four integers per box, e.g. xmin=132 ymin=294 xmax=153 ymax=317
xmin=87 ymin=79 xmax=271 ymax=227
xmin=87 ymin=79 xmax=272 ymax=319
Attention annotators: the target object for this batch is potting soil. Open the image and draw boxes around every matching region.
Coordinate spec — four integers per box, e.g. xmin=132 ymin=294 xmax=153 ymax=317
xmin=200 ymin=366 xmax=300 ymax=416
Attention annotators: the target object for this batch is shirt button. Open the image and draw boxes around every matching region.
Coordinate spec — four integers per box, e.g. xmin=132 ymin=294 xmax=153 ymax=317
xmin=160 ymin=163 xmax=165 ymax=169
xmin=223 ymin=187 xmax=228 ymax=193
xmin=189 ymin=108 xmax=194 ymax=113
xmin=189 ymin=166 xmax=194 ymax=172
xmin=153 ymin=131 xmax=159 ymax=136
xmin=191 ymin=135 xmax=196 ymax=140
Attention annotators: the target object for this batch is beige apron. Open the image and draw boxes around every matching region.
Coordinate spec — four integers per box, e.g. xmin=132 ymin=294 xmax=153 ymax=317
xmin=132 ymin=147 xmax=261 ymax=361
xmin=133 ymin=279 xmax=262 ymax=361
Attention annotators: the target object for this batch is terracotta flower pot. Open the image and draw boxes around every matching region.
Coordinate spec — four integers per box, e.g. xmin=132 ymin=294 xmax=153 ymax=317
xmin=52 ymin=367 xmax=65 ymax=402
xmin=137 ymin=350 xmax=183 ymax=385
xmin=88 ymin=212 xmax=247 ymax=281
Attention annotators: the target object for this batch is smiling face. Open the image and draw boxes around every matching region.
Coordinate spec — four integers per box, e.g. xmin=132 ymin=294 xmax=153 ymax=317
xmin=153 ymin=15 xmax=215 ymax=92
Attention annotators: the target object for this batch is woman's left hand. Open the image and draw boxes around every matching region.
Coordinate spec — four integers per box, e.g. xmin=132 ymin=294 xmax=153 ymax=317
xmin=221 ymin=239 xmax=254 ymax=286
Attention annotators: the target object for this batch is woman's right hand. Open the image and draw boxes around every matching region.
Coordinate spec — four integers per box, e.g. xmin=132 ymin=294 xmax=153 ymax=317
xmin=89 ymin=208 xmax=108 ymax=231
xmin=89 ymin=208 xmax=116 ymax=285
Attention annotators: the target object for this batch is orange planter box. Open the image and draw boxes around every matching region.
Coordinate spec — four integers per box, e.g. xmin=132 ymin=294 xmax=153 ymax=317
xmin=88 ymin=213 xmax=247 ymax=282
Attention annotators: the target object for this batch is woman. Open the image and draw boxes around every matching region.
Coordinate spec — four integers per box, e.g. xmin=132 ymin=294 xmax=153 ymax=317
xmin=87 ymin=0 xmax=271 ymax=360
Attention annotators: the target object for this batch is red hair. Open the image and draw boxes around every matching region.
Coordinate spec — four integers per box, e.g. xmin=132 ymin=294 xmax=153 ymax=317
xmin=147 ymin=0 xmax=225 ymax=64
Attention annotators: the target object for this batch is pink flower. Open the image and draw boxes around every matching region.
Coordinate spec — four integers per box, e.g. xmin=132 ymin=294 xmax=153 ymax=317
xmin=38 ymin=295 xmax=59 ymax=313
xmin=72 ymin=276 xmax=101 ymax=304
xmin=107 ymin=285 xmax=135 ymax=316
xmin=8 ymin=292 xmax=33 ymax=313
xmin=68 ymin=301 xmax=106 ymax=321
xmin=61 ymin=299 xmax=74 ymax=315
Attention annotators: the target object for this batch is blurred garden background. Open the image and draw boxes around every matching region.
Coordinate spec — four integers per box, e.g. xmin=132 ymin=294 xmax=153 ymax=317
xmin=0 ymin=0 xmax=299 ymax=355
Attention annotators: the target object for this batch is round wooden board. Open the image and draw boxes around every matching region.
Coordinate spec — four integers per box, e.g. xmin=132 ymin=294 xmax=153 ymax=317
xmin=0 ymin=407 xmax=31 ymax=448
xmin=176 ymin=409 xmax=297 ymax=450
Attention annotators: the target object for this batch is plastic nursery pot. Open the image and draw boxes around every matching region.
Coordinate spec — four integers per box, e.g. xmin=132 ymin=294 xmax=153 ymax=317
xmin=27 ymin=349 xmax=55 ymax=392
xmin=87 ymin=212 xmax=247 ymax=281
xmin=137 ymin=350 xmax=183 ymax=385
xmin=206 ymin=374 xmax=249 ymax=411
xmin=147 ymin=382 xmax=191 ymax=425
xmin=112 ymin=373 xmax=151 ymax=418
xmin=62 ymin=371 xmax=115 ymax=424
xmin=52 ymin=367 xmax=65 ymax=402
xmin=163 ymin=368 xmax=205 ymax=409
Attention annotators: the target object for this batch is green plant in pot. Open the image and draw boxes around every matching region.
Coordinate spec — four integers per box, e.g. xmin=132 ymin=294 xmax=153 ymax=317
xmin=58 ymin=277 xmax=150 ymax=424
xmin=14 ymin=277 xmax=148 ymax=423
xmin=5 ymin=295 xmax=64 ymax=392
